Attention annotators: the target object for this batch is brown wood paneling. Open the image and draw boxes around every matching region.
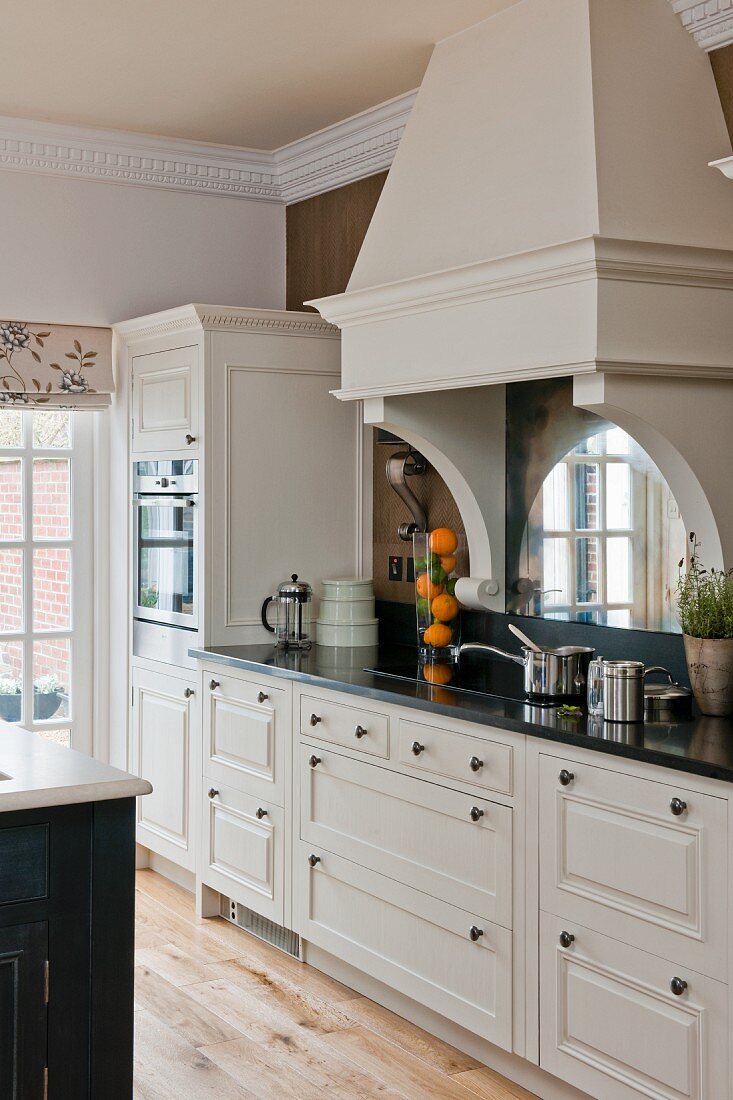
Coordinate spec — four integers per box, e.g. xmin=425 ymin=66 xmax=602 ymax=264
xmin=711 ymin=45 xmax=733 ymax=145
xmin=286 ymin=172 xmax=387 ymax=311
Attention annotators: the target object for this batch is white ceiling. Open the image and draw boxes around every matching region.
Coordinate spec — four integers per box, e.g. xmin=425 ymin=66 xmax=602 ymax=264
xmin=1 ymin=1 xmax=515 ymax=150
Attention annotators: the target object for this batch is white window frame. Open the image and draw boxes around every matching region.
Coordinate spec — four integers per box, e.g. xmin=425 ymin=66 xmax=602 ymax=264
xmin=0 ymin=411 xmax=93 ymax=753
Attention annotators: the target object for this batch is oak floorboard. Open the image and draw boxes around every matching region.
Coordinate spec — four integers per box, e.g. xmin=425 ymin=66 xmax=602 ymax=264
xmin=134 ymin=964 xmax=243 ymax=1047
xmin=452 ymin=1067 xmax=539 ymax=1100
xmin=133 ymin=1008 xmax=254 ymax=1100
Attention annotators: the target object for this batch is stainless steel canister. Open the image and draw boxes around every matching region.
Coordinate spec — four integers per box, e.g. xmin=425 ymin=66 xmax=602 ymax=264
xmin=602 ymin=660 xmax=645 ymax=723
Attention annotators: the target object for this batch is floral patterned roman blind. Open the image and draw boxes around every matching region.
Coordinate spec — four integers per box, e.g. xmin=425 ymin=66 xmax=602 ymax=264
xmin=0 ymin=321 xmax=113 ymax=409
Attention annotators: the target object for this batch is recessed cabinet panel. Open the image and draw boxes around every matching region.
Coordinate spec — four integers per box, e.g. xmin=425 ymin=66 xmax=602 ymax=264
xmin=132 ymin=345 xmax=199 ymax=453
xmin=201 ymin=781 xmax=284 ymax=924
xmin=397 ymin=719 xmax=513 ymax=796
xmin=295 ymin=844 xmax=512 ymax=1049
xmin=540 ymin=912 xmax=727 ymax=1100
xmin=299 ymin=746 xmax=512 ymax=927
xmin=0 ymin=922 xmax=48 ymax=1100
xmin=132 ymin=668 xmax=196 ymax=871
xmin=299 ymin=695 xmax=389 ymax=758
xmin=539 ymin=755 xmax=727 ymax=976
xmin=204 ymin=671 xmax=285 ymax=803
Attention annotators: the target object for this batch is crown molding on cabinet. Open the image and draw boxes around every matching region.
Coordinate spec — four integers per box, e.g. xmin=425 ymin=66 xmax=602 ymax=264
xmin=0 ymin=92 xmax=415 ymax=205
xmin=113 ymin=304 xmax=340 ymax=344
xmin=711 ymin=154 xmax=733 ymax=179
xmin=671 ymin=0 xmax=733 ymax=51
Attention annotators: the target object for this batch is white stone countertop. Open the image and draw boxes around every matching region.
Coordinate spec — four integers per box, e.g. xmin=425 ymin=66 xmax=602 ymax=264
xmin=0 ymin=722 xmax=151 ymax=812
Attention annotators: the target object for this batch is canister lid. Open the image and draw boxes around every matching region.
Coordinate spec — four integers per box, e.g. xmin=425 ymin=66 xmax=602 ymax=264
xmin=277 ymin=574 xmax=312 ymax=601
xmin=603 ymin=659 xmax=645 ymax=678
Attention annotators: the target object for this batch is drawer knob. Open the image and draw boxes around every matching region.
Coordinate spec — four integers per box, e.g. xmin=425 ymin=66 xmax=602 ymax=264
xmin=559 ymin=930 xmax=575 ymax=949
xmin=354 ymin=725 xmax=368 ymax=739
xmin=209 ymin=679 xmax=220 ymax=691
xmin=309 ymin=755 xmax=322 ymax=768
xmin=185 ymin=434 xmax=196 ymax=445
xmin=255 ymin=807 xmax=268 ymax=819
xmin=670 ymin=976 xmax=688 ymax=997
xmin=208 ymin=787 xmax=219 ymax=800
xmin=670 ymin=797 xmax=687 ymax=817
xmin=411 ymin=741 xmax=425 ymax=756
xmin=469 ymin=926 xmax=484 ymax=942
xmin=257 ymin=691 xmax=269 ymax=703
xmin=469 ymin=756 xmax=484 ymax=772
xmin=184 ymin=687 xmax=195 ymax=698
xmin=310 ymin=713 xmax=322 ymax=726
xmin=308 ymin=853 xmax=321 ymax=867
xmin=469 ymin=806 xmax=484 ymax=822
xmin=558 ymin=769 xmax=575 ymax=787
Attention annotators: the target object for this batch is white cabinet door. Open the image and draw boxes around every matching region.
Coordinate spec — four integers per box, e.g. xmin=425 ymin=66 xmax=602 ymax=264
xmin=132 ymin=345 xmax=199 ymax=453
xmin=299 ymin=745 xmax=512 ymax=927
xmin=295 ymin=843 xmax=512 ymax=1049
xmin=539 ymin=753 xmax=727 ymax=978
xmin=131 ymin=666 xmax=197 ymax=870
xmin=540 ymin=912 xmax=728 ymax=1100
xmin=201 ymin=780 xmax=284 ymax=924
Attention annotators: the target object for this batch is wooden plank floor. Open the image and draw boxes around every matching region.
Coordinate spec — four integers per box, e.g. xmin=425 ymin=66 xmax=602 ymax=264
xmin=133 ymin=870 xmax=537 ymax=1100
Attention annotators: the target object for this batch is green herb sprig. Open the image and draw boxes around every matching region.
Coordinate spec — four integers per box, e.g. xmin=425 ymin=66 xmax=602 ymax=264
xmin=676 ymin=534 xmax=733 ymax=639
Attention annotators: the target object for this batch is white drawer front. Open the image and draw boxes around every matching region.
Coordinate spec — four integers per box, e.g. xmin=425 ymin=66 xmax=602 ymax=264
xmin=204 ymin=670 xmax=286 ymax=803
xmin=296 ymin=844 xmax=512 ymax=1049
xmin=300 ymin=694 xmax=389 ymax=758
xmin=540 ymin=912 xmax=727 ymax=1100
xmin=300 ymin=746 xmax=512 ymax=927
xmin=539 ymin=754 xmax=727 ymax=977
xmin=201 ymin=781 xmax=284 ymax=924
xmin=397 ymin=718 xmax=513 ymax=796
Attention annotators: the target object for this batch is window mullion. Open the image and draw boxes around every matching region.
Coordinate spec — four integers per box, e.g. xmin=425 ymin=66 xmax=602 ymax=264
xmin=21 ymin=418 xmax=33 ymax=725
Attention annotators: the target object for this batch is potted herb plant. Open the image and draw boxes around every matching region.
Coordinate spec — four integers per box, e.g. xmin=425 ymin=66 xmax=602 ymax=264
xmin=33 ymin=675 xmax=64 ymax=721
xmin=0 ymin=679 xmax=22 ymax=723
xmin=677 ymin=534 xmax=733 ymax=716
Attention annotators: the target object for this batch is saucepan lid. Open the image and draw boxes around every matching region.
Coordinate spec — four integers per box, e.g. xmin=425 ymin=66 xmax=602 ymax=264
xmin=644 ymin=670 xmax=693 ymax=721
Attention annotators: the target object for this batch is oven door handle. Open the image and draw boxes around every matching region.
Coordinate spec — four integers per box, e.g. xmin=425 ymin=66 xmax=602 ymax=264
xmin=133 ymin=497 xmax=196 ymax=508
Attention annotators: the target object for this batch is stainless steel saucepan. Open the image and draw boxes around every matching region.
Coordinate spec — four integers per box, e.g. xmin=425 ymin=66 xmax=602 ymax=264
xmin=459 ymin=641 xmax=595 ymax=699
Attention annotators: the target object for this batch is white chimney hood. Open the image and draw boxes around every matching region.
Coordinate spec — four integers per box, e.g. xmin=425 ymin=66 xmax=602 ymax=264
xmin=310 ymin=0 xmax=733 ymax=402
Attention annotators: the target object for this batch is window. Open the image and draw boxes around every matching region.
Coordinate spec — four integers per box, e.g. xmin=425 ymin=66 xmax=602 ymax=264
xmin=0 ymin=411 xmax=92 ymax=750
xmin=534 ymin=428 xmax=684 ymax=629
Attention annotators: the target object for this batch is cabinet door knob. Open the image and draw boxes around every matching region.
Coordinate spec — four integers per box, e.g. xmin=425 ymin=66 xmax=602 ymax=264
xmin=257 ymin=691 xmax=269 ymax=703
xmin=559 ymin=769 xmax=575 ymax=787
xmin=309 ymin=755 xmax=322 ymax=768
xmin=208 ymin=787 xmax=219 ymax=800
xmin=185 ymin=434 xmax=196 ymax=445
xmin=670 ymin=976 xmax=688 ymax=996
xmin=308 ymin=853 xmax=321 ymax=867
xmin=354 ymin=725 xmax=368 ymax=739
xmin=411 ymin=741 xmax=425 ymax=756
xmin=469 ymin=926 xmax=484 ymax=942
xmin=209 ymin=679 xmax=220 ymax=691
xmin=469 ymin=756 xmax=484 ymax=772
xmin=559 ymin=930 xmax=575 ymax=948
xmin=310 ymin=713 xmax=322 ymax=726
xmin=670 ymin=797 xmax=687 ymax=817
xmin=469 ymin=806 xmax=484 ymax=822
xmin=184 ymin=687 xmax=195 ymax=698
xmin=255 ymin=807 xmax=268 ymax=819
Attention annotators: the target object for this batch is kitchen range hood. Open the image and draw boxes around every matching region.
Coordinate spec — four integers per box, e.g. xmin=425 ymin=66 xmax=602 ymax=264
xmin=310 ymin=0 xmax=733 ymax=584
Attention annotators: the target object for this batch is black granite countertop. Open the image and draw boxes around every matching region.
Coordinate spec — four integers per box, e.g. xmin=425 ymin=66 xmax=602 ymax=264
xmin=190 ymin=642 xmax=733 ymax=784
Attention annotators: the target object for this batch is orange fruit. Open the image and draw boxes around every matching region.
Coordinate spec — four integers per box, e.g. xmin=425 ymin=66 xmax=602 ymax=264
xmin=430 ymin=528 xmax=458 ymax=556
xmin=431 ymin=593 xmax=459 ymax=622
xmin=423 ymin=623 xmax=453 ymax=648
xmin=440 ymin=554 xmax=457 ymax=574
xmin=415 ymin=573 xmax=443 ymax=600
xmin=421 ymin=663 xmax=453 ymax=686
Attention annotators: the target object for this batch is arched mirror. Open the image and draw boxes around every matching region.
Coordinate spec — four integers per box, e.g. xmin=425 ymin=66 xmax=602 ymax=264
xmin=506 ymin=380 xmax=687 ymax=632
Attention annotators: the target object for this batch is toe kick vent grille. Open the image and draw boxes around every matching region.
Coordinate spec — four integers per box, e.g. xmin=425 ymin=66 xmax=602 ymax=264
xmin=221 ymin=897 xmax=300 ymax=958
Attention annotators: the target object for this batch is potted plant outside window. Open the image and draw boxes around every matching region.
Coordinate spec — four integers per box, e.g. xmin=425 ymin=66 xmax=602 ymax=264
xmin=0 ymin=679 xmax=22 ymax=723
xmin=33 ymin=675 xmax=64 ymax=721
xmin=677 ymin=535 xmax=733 ymax=716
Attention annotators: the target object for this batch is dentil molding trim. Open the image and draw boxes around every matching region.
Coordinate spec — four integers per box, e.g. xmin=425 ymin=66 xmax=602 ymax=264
xmin=0 ymin=91 xmax=415 ymax=205
xmin=671 ymin=0 xmax=733 ymax=51
xmin=113 ymin=304 xmax=339 ymax=343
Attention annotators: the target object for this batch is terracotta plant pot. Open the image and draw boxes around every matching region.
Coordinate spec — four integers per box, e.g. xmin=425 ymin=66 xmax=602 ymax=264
xmin=683 ymin=635 xmax=733 ymax=717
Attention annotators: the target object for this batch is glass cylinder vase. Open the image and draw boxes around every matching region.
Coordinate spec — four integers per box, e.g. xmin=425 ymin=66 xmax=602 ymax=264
xmin=413 ymin=529 xmax=464 ymax=662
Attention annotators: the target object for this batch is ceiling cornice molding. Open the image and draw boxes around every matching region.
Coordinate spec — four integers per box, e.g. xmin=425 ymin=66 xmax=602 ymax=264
xmin=0 ymin=91 xmax=416 ymax=205
xmin=670 ymin=0 xmax=733 ymax=51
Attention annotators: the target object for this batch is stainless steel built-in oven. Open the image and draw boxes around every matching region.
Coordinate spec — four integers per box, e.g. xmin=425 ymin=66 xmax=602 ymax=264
xmin=133 ymin=460 xmax=198 ymax=638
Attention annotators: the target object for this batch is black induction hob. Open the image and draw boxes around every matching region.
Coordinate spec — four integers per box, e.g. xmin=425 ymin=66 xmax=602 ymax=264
xmin=364 ymin=651 xmax=572 ymax=708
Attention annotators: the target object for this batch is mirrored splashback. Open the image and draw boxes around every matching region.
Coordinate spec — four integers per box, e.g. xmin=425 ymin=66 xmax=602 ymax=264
xmin=506 ymin=379 xmax=686 ymax=633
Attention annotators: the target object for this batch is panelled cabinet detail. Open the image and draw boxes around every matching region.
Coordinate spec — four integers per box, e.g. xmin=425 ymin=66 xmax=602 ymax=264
xmin=131 ymin=344 xmax=200 ymax=453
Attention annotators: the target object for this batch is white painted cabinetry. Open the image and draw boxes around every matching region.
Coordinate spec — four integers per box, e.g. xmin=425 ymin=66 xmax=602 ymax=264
xmin=131 ymin=344 xmax=200 ymax=453
xmin=130 ymin=665 xmax=197 ymax=870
